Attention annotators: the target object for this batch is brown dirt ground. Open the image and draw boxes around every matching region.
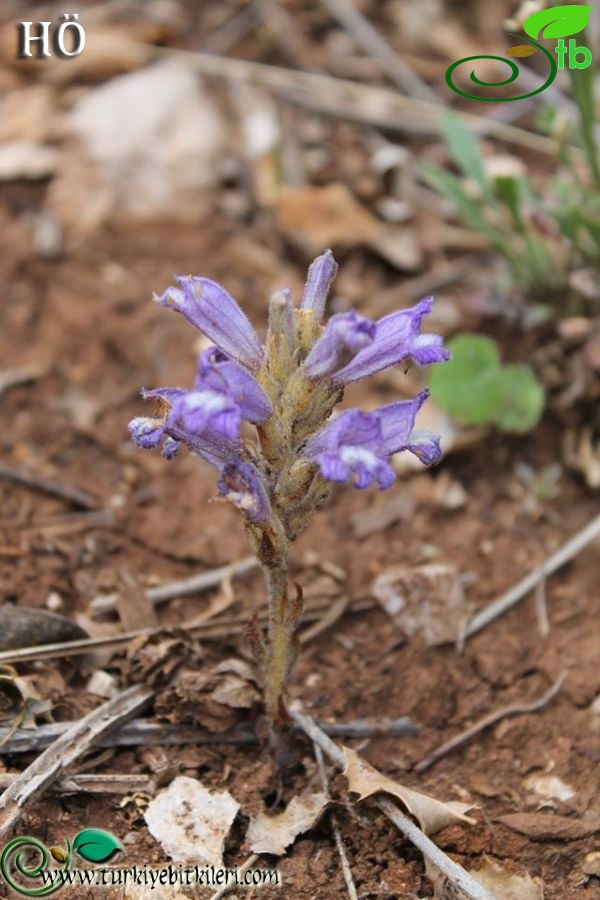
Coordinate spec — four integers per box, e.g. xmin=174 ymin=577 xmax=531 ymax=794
xmin=0 ymin=213 xmax=598 ymax=899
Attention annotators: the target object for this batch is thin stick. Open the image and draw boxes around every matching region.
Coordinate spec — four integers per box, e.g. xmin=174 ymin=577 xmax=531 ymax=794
xmin=209 ymin=854 xmax=260 ymax=900
xmin=414 ymin=672 xmax=566 ymax=774
xmin=0 ymin=364 xmax=44 ymax=398
xmin=465 ymin=513 xmax=600 ymax=638
xmin=0 ymin=773 xmax=155 ymax=795
xmin=0 ymin=714 xmax=415 ymax=755
xmin=0 ymin=685 xmax=152 ymax=838
xmin=0 ymin=463 xmax=98 ymax=510
xmin=314 ymin=742 xmax=359 ymax=900
xmin=290 ymin=708 xmax=496 ymax=900
xmin=89 ymin=34 xmax=561 ymax=156
xmin=0 ymin=599 xmax=376 ymax=666
xmin=91 ymin=556 xmax=259 ymax=615
xmin=321 ymin=0 xmax=439 ymax=103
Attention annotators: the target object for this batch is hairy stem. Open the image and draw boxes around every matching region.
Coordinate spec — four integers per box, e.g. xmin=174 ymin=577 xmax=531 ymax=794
xmin=263 ymin=557 xmax=294 ymax=733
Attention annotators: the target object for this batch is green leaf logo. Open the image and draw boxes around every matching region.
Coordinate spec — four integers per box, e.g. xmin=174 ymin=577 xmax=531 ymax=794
xmin=524 ymin=4 xmax=594 ymax=40
xmin=73 ymin=829 xmax=122 ymax=863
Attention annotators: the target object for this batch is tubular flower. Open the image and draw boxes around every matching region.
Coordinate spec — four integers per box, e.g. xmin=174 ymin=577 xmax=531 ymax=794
xmin=304 ymin=310 xmax=376 ymax=379
xmin=155 ymin=276 xmax=263 ymax=369
xmin=333 ymin=296 xmax=451 ymax=384
xmin=217 ymin=459 xmax=272 ymax=523
xmin=300 ymin=249 xmax=338 ymax=320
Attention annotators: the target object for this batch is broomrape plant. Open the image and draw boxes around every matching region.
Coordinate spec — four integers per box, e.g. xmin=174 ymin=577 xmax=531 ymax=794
xmin=129 ymin=251 xmax=450 ymax=745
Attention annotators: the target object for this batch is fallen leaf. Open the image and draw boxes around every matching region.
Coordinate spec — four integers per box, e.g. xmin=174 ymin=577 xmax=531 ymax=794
xmin=155 ymin=658 xmax=260 ymax=731
xmin=343 ymin=746 xmax=476 ymax=835
xmin=470 ymin=856 xmax=543 ymax=899
xmin=247 ymin=792 xmax=328 ymax=855
xmin=372 ymin=563 xmax=472 ymax=646
xmin=498 ymin=812 xmax=600 ymax=841
xmin=145 ymin=776 xmax=239 ymax=865
xmin=523 ymin=773 xmax=575 ymax=803
xmin=276 ymin=183 xmax=422 ymax=271
xmin=506 ymin=45 xmax=538 ymax=56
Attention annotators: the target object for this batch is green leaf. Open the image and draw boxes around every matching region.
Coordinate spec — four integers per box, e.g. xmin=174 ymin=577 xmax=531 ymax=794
xmin=524 ymin=4 xmax=593 ymax=40
xmin=489 ymin=364 xmax=545 ymax=432
xmin=494 ymin=174 xmax=524 ymax=226
xmin=429 ymin=335 xmax=545 ymax=433
xmin=439 ymin=114 xmax=491 ymax=198
xmin=428 ymin=334 xmax=502 ymax=426
xmin=73 ymin=829 xmax=122 ymax=864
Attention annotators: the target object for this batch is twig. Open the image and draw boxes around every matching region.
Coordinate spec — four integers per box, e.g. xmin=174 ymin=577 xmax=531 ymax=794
xmin=465 ymin=513 xmax=600 ymax=639
xmin=0 ymin=714 xmax=415 ymax=755
xmin=89 ymin=34 xmax=562 ymax=156
xmin=414 ymin=672 xmax=567 ymax=774
xmin=0 ymin=685 xmax=152 ymax=838
xmin=290 ymin=707 xmax=496 ymax=900
xmin=0 ymin=773 xmax=155 ymax=795
xmin=91 ymin=556 xmax=259 ymax=615
xmin=314 ymin=742 xmax=358 ymax=900
xmin=0 ymin=364 xmax=44 ymax=398
xmin=0 ymin=463 xmax=98 ymax=510
xmin=321 ymin=0 xmax=439 ymax=103
xmin=0 ymin=599 xmax=376 ymax=666
xmin=209 ymin=854 xmax=260 ymax=900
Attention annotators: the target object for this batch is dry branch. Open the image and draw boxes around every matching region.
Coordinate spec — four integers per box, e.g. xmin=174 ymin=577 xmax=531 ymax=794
xmin=465 ymin=513 xmax=600 ymax=639
xmin=0 ymin=598 xmax=376 ymax=666
xmin=290 ymin=707 xmax=496 ymax=900
xmin=415 ymin=672 xmax=566 ymax=773
xmin=0 ymin=714 xmax=415 ymax=755
xmin=0 ymin=463 xmax=98 ymax=510
xmin=91 ymin=556 xmax=259 ymax=615
xmin=0 ymin=685 xmax=152 ymax=838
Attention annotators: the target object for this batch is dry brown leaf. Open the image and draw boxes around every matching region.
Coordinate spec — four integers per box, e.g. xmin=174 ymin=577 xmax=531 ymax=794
xmin=247 ymin=792 xmax=328 ymax=855
xmin=275 ymin=183 xmax=422 ymax=271
xmin=343 ymin=746 xmax=476 ymax=835
xmin=145 ymin=776 xmax=239 ymax=866
xmin=372 ymin=563 xmax=472 ymax=646
xmin=498 ymin=812 xmax=600 ymax=841
xmin=470 ymin=856 xmax=543 ymax=899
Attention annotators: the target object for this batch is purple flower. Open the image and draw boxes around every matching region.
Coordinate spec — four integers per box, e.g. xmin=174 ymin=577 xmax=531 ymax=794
xmin=332 ymin=297 xmax=450 ymax=384
xmin=195 ymin=347 xmax=272 ymax=424
xmin=129 ymin=416 xmax=165 ymax=449
xmin=304 ymin=311 xmax=376 ymax=379
xmin=304 ymin=389 xmax=441 ymax=489
xmin=300 ymin=249 xmax=338 ymax=320
xmin=168 ymin=389 xmax=242 ymax=441
xmin=377 ymin=389 xmax=442 ymax=465
xmin=304 ymin=410 xmax=395 ymax=490
xmin=218 ymin=459 xmax=271 ymax=522
xmin=155 ymin=276 xmax=263 ymax=369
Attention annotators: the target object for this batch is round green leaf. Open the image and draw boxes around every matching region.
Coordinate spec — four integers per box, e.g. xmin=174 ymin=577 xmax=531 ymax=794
xmin=524 ymin=5 xmax=593 ymax=40
xmin=488 ymin=364 xmax=545 ymax=433
xmin=73 ymin=829 xmax=122 ymax=863
xmin=429 ymin=334 xmax=502 ymax=425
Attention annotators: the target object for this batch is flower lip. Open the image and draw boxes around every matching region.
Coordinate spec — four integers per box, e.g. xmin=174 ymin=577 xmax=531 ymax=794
xmin=217 ymin=459 xmax=272 ymax=522
xmin=304 ymin=310 xmax=376 ymax=379
xmin=155 ymin=276 xmax=264 ymax=369
xmin=332 ymin=296 xmax=451 ymax=384
xmin=195 ymin=347 xmax=272 ymax=424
